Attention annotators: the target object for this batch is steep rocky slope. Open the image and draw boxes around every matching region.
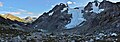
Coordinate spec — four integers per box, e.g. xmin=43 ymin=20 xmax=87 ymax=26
xmin=32 ymin=3 xmax=72 ymax=31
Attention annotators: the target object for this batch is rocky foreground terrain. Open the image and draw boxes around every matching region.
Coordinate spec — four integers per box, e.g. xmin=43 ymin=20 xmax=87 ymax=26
xmin=1 ymin=0 xmax=120 ymax=42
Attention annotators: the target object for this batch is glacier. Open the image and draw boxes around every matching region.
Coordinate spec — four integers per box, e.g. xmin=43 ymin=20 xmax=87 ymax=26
xmin=65 ymin=7 xmax=86 ymax=29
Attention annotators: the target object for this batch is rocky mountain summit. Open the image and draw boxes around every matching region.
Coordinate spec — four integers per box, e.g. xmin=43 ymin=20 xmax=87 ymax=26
xmin=32 ymin=3 xmax=72 ymax=31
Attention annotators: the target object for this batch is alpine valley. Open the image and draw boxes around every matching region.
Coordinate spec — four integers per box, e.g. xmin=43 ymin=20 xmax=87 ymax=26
xmin=0 ymin=0 xmax=120 ymax=42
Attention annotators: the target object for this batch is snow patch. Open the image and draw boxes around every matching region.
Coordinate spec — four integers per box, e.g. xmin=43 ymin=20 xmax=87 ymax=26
xmin=99 ymin=9 xmax=104 ymax=12
xmin=96 ymin=37 xmax=100 ymax=40
xmin=91 ymin=3 xmax=99 ymax=13
xmin=34 ymin=25 xmax=38 ymax=29
xmin=90 ymin=3 xmax=104 ymax=13
xmin=111 ymin=33 xmax=118 ymax=36
xmin=61 ymin=7 xmax=67 ymax=12
xmin=49 ymin=12 xmax=54 ymax=16
xmin=85 ymin=10 xmax=89 ymax=13
xmin=38 ymin=29 xmax=47 ymax=32
xmin=99 ymin=33 xmax=105 ymax=36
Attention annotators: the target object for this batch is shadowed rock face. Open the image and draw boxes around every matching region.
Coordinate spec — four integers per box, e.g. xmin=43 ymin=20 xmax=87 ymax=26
xmin=32 ymin=3 xmax=72 ymax=31
xmin=84 ymin=2 xmax=93 ymax=12
xmin=77 ymin=0 xmax=120 ymax=33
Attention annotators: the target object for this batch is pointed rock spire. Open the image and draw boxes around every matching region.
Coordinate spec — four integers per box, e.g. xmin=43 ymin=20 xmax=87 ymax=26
xmin=94 ymin=0 xmax=99 ymax=6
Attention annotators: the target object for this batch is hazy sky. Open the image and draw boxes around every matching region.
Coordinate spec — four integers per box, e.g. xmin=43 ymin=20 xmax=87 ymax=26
xmin=0 ymin=0 xmax=120 ymax=18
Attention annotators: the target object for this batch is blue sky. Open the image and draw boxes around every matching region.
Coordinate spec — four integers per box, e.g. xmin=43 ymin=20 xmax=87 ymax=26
xmin=0 ymin=0 xmax=120 ymax=18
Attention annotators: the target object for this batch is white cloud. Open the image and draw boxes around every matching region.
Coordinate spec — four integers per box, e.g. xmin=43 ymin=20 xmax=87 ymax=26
xmin=7 ymin=7 xmax=34 ymax=14
xmin=27 ymin=12 xmax=33 ymax=14
xmin=0 ymin=8 xmax=34 ymax=15
xmin=51 ymin=5 xmax=55 ymax=8
xmin=18 ymin=9 xmax=34 ymax=14
xmin=0 ymin=2 xmax=3 ymax=7
xmin=66 ymin=1 xmax=77 ymax=8
xmin=8 ymin=12 xmax=21 ymax=14
xmin=0 ymin=11 xmax=21 ymax=15
xmin=67 ymin=1 xmax=76 ymax=5
xmin=108 ymin=0 xmax=120 ymax=3
xmin=18 ymin=9 xmax=27 ymax=12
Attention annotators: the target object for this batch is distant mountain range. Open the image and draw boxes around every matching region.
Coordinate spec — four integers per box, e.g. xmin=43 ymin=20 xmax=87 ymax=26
xmin=0 ymin=14 xmax=37 ymax=23
xmin=0 ymin=14 xmax=25 ymax=22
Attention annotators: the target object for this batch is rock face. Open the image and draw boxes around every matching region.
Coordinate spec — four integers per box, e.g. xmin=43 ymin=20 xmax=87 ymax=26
xmin=32 ymin=3 xmax=72 ymax=31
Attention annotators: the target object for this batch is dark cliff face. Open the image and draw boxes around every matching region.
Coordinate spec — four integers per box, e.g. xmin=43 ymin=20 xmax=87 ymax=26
xmin=84 ymin=2 xmax=93 ymax=12
xmin=32 ymin=3 xmax=72 ymax=31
